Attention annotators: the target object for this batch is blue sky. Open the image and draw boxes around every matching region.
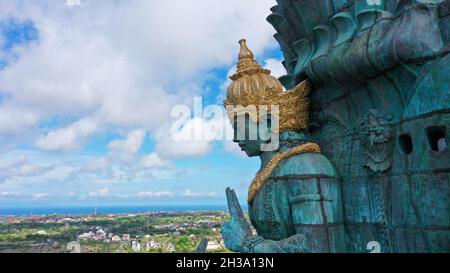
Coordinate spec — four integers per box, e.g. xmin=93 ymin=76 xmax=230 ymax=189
xmin=0 ymin=0 xmax=284 ymax=207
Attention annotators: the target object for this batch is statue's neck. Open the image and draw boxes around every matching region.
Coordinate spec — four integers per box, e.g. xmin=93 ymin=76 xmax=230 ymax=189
xmin=258 ymin=131 xmax=306 ymax=170
xmin=259 ymin=151 xmax=277 ymax=170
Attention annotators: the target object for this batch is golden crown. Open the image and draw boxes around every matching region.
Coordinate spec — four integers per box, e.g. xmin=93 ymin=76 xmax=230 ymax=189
xmin=224 ymin=39 xmax=312 ymax=132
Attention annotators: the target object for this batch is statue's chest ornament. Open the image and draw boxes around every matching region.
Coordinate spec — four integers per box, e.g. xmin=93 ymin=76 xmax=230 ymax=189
xmin=248 ymin=143 xmax=322 ymax=205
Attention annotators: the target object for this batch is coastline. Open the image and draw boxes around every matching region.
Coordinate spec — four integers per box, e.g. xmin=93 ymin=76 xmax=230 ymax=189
xmin=0 ymin=204 xmax=235 ymax=217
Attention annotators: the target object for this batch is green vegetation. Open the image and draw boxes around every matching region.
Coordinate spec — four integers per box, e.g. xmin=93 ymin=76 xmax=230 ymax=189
xmin=0 ymin=210 xmax=228 ymax=253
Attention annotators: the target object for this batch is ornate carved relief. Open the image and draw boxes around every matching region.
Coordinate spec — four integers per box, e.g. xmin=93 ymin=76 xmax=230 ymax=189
xmin=358 ymin=110 xmax=393 ymax=173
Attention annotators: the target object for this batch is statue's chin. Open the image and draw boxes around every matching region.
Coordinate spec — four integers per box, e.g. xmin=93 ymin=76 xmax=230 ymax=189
xmin=243 ymin=150 xmax=259 ymax=157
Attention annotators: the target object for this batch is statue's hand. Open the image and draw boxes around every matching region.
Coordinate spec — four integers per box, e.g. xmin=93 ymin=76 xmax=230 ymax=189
xmin=221 ymin=187 xmax=252 ymax=252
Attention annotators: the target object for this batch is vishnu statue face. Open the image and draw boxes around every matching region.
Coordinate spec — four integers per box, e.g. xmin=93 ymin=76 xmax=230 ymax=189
xmin=232 ymin=113 xmax=274 ymax=157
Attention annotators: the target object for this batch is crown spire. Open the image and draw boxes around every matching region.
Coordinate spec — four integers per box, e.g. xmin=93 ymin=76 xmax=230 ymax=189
xmin=231 ymin=39 xmax=269 ymax=80
xmin=225 ymin=39 xmax=312 ymax=134
xmin=238 ymin=39 xmax=254 ymax=60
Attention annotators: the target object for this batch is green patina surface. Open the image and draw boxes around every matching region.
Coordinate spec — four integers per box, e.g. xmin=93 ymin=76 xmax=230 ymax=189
xmin=248 ymin=150 xmax=346 ymax=253
xmin=264 ymin=0 xmax=450 ymax=253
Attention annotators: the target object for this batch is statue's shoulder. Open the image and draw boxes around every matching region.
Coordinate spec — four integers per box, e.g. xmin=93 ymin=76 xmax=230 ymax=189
xmin=275 ymin=152 xmax=337 ymax=178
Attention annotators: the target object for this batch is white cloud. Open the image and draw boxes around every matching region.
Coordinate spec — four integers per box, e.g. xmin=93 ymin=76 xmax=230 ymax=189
xmin=156 ymin=113 xmax=232 ymax=159
xmin=107 ymin=129 xmax=146 ymax=162
xmin=0 ymin=0 xmax=277 ymax=145
xmin=0 ymin=104 xmax=39 ymax=137
xmin=220 ymin=65 xmax=237 ymax=95
xmin=0 ymin=156 xmax=27 ymax=171
xmin=64 ymin=189 xmax=217 ymax=199
xmin=0 ymin=191 xmax=21 ymax=198
xmin=98 ymin=188 xmax=110 ymax=196
xmin=0 ymin=155 xmax=54 ymax=183
xmin=140 ymin=153 xmax=170 ymax=169
xmin=263 ymin=58 xmax=286 ymax=79
xmin=223 ymin=140 xmax=246 ymax=157
xmin=182 ymin=189 xmax=217 ymax=197
xmin=75 ymin=130 xmax=173 ymax=181
xmin=81 ymin=157 xmax=109 ymax=173
xmin=66 ymin=0 xmax=81 ymax=7
xmin=0 ymin=0 xmax=278 ymax=200
xmin=32 ymin=193 xmax=48 ymax=199
xmin=156 ymin=120 xmax=212 ymax=159
xmin=15 ymin=163 xmax=50 ymax=177
xmin=88 ymin=187 xmax=109 ymax=198
xmin=111 ymin=0 xmax=278 ymax=77
xmin=136 ymin=191 xmax=175 ymax=198
xmin=0 ymin=149 xmax=181 ymax=201
xmin=114 ymin=194 xmax=130 ymax=199
xmin=81 ymin=190 xmax=177 ymax=199
xmin=34 ymin=117 xmax=99 ymax=151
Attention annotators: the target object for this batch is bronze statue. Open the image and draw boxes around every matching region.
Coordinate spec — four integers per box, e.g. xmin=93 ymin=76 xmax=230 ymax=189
xmin=221 ymin=40 xmax=345 ymax=253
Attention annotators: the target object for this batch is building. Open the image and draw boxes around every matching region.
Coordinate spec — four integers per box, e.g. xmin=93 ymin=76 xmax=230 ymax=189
xmin=66 ymin=241 xmax=81 ymax=253
xmin=131 ymin=241 xmax=141 ymax=252
xmin=146 ymin=240 xmax=161 ymax=250
xmin=122 ymin=234 xmax=131 ymax=242
xmin=206 ymin=241 xmax=223 ymax=252
xmin=95 ymin=229 xmax=106 ymax=240
xmin=167 ymin=243 xmax=176 ymax=253
xmin=77 ymin=231 xmax=94 ymax=241
xmin=111 ymin=235 xmax=121 ymax=242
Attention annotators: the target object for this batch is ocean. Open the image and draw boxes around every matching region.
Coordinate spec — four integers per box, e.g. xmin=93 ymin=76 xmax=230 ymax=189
xmin=0 ymin=204 xmax=231 ymax=216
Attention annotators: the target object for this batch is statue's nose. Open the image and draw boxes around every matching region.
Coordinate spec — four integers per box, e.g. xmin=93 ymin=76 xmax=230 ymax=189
xmin=233 ymin=133 xmax=243 ymax=143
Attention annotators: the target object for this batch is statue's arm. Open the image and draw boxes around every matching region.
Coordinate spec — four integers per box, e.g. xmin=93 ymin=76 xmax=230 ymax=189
xmin=221 ymin=187 xmax=309 ymax=253
xmin=222 ymin=175 xmax=343 ymax=253
xmin=243 ymin=175 xmax=343 ymax=253
xmin=241 ymin=193 xmax=338 ymax=253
